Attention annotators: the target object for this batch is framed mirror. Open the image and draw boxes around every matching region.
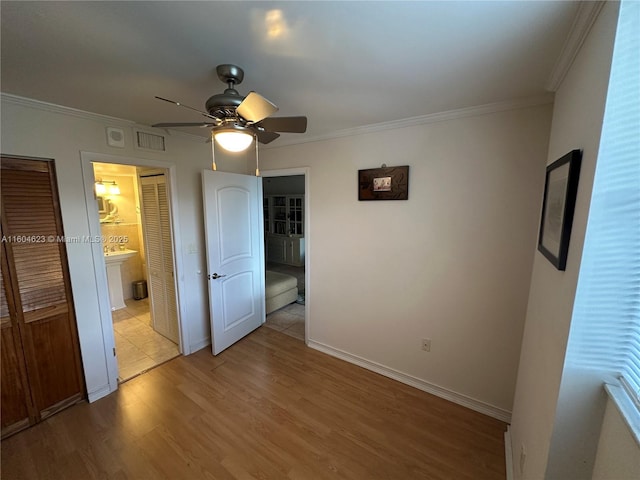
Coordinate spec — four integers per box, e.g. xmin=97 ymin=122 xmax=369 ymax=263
xmin=97 ymin=196 xmax=108 ymax=214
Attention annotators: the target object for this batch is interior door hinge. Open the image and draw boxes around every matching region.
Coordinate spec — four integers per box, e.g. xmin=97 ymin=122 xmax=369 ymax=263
xmin=113 ymin=347 xmax=116 ymax=357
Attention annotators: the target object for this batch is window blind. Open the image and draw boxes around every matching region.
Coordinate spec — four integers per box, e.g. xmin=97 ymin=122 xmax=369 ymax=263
xmin=567 ymin=0 xmax=639 ymax=404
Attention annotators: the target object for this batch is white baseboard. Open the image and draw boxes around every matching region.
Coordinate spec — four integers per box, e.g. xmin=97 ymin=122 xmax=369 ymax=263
xmin=308 ymin=339 xmax=512 ymax=423
xmin=87 ymin=383 xmax=116 ymax=403
xmin=505 ymin=426 xmax=514 ymax=480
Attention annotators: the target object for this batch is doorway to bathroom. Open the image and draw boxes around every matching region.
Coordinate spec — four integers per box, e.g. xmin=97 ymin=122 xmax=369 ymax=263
xmin=93 ymin=162 xmax=180 ymax=382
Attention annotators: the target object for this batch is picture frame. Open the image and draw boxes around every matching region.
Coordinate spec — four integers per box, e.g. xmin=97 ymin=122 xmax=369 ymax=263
xmin=537 ymin=149 xmax=582 ymax=270
xmin=358 ymin=165 xmax=409 ymax=201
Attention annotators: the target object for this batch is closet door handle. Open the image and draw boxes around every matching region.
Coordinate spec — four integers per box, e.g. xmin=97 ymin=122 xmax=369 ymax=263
xmin=209 ymin=273 xmax=227 ymax=280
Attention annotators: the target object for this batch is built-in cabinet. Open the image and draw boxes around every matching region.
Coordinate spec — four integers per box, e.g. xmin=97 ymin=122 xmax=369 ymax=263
xmin=0 ymin=157 xmax=85 ymax=439
xmin=264 ymin=195 xmax=305 ymax=266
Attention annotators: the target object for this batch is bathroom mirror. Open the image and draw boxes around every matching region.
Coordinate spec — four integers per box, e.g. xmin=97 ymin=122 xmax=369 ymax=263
xmin=97 ymin=196 xmax=108 ymax=214
xmin=98 ymin=197 xmax=118 ymax=223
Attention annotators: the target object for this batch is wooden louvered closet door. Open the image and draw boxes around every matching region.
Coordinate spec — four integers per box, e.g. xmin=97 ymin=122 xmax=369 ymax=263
xmin=0 ymin=156 xmax=85 ymax=439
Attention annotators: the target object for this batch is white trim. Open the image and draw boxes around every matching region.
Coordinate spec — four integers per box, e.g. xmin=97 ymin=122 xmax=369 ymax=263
xmin=546 ymin=1 xmax=606 ymax=91
xmin=308 ymin=339 xmax=512 ymax=422
xmin=87 ymin=383 xmax=113 ymax=403
xmin=80 ymin=157 xmax=120 ymax=398
xmin=605 ymin=383 xmax=640 ymax=448
xmin=2 ymin=91 xmax=554 ymax=151
xmin=505 ymin=426 xmax=514 ymax=480
xmin=263 ymin=94 xmax=554 ymax=149
xmin=260 ymin=167 xmax=311 ymax=345
xmin=2 ymin=92 xmax=136 ymax=126
xmin=0 ymin=92 xmax=205 ymax=143
xmin=80 ymin=151 xmax=189 ymax=395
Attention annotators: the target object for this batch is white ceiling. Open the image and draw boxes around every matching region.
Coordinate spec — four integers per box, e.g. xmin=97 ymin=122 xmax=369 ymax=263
xmin=1 ymin=1 xmax=580 ymax=144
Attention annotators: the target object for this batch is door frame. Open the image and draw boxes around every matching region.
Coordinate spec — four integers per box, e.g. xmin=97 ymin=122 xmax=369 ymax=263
xmin=80 ymin=151 xmax=188 ymax=394
xmin=261 ymin=167 xmax=310 ymax=344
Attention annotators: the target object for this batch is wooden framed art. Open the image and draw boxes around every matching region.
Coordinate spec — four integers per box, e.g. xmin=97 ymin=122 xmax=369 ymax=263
xmin=358 ymin=165 xmax=409 ymax=201
xmin=537 ymin=149 xmax=582 ymax=270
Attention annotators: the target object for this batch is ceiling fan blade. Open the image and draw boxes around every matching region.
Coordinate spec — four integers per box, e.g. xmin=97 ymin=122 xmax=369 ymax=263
xmin=257 ymin=116 xmax=307 ymax=133
xmin=236 ymin=91 xmax=278 ymax=123
xmin=152 ymin=122 xmax=214 ymax=128
xmin=154 ymin=96 xmax=218 ymax=121
xmin=256 ymin=130 xmax=281 ymax=144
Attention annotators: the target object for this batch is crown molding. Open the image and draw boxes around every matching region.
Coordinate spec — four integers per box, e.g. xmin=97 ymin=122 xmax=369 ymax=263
xmin=264 ymin=93 xmax=555 ymax=150
xmin=1 ymin=92 xmax=206 ymax=143
xmin=2 ymin=91 xmax=554 ymax=151
xmin=546 ymin=1 xmax=606 ymax=92
xmin=1 ymin=92 xmax=137 ymax=126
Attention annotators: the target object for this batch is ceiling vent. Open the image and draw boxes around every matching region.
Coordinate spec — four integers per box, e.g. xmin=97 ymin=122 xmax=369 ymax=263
xmin=135 ymin=130 xmax=166 ymax=152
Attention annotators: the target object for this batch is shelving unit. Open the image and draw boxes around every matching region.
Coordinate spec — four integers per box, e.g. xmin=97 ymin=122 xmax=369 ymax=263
xmin=264 ymin=195 xmax=305 ymax=266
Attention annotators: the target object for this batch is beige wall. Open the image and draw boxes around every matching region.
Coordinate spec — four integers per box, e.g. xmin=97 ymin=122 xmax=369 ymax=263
xmin=592 ymin=394 xmax=640 ymax=480
xmin=0 ymin=95 xmax=252 ymax=400
xmin=261 ymin=103 xmax=552 ymax=414
xmin=508 ymin=2 xmax=619 ymax=479
xmin=1 ymin=91 xmax=553 ymax=413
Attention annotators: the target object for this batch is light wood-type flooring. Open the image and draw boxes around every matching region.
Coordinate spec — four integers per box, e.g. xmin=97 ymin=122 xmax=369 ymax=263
xmin=1 ymin=327 xmax=507 ymax=479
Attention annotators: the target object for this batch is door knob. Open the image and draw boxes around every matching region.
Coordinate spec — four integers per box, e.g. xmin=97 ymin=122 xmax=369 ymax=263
xmin=209 ymin=273 xmax=227 ymax=280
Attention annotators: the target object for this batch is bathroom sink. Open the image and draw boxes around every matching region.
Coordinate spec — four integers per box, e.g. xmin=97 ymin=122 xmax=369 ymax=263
xmin=104 ymin=249 xmax=137 ymax=264
xmin=104 ymin=249 xmax=137 ymax=310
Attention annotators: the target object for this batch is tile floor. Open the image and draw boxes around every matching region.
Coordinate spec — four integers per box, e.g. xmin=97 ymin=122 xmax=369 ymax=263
xmin=112 ymin=298 xmax=180 ymax=382
xmin=264 ymin=302 xmax=305 ymax=341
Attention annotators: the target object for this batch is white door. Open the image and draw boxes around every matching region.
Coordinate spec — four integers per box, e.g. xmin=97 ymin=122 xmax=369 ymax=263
xmin=139 ymin=174 xmax=179 ymax=343
xmin=202 ymin=170 xmax=265 ymax=354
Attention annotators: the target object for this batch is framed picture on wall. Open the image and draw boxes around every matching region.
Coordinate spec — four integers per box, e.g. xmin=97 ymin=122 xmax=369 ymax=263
xmin=537 ymin=149 xmax=582 ymax=270
xmin=358 ymin=165 xmax=409 ymax=200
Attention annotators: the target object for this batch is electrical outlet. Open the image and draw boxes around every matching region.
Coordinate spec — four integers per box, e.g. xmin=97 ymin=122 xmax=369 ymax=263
xmin=421 ymin=338 xmax=431 ymax=352
xmin=520 ymin=444 xmax=526 ymax=474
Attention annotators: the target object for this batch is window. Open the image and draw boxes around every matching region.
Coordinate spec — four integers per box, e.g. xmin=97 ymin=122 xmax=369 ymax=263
xmin=568 ymin=0 xmax=639 ymax=409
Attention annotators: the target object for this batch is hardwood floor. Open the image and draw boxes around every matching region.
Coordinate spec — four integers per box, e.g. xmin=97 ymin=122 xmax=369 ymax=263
xmin=1 ymin=327 xmax=507 ymax=479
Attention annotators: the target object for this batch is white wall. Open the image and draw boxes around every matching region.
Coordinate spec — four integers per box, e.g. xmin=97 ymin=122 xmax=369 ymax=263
xmin=261 ymin=103 xmax=552 ymax=416
xmin=592 ymin=395 xmax=640 ymax=480
xmin=508 ymin=2 xmax=619 ymax=479
xmin=0 ymin=95 xmax=252 ymax=400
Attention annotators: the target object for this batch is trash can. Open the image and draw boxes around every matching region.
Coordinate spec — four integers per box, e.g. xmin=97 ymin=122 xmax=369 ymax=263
xmin=133 ymin=280 xmax=148 ymax=300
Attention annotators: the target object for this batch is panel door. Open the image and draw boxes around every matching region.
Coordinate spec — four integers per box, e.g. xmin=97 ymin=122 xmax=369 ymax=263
xmin=202 ymin=170 xmax=265 ymax=355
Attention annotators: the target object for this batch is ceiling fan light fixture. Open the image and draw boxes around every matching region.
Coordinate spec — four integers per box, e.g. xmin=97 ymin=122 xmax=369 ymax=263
xmin=214 ymin=127 xmax=254 ymax=152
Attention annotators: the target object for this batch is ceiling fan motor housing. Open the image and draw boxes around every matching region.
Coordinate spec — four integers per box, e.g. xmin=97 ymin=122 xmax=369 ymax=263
xmin=206 ymin=64 xmax=247 ymax=117
xmin=152 ymin=63 xmax=306 ymax=144
xmin=205 ymin=92 xmax=243 ymax=118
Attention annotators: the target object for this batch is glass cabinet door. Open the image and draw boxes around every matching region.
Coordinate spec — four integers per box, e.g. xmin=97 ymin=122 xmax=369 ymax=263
xmin=272 ymin=196 xmax=287 ymax=235
xmin=287 ymin=196 xmax=303 ymax=236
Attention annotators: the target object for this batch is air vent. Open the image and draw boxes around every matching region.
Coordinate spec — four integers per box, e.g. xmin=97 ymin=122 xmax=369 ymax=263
xmin=136 ymin=131 xmax=166 ymax=151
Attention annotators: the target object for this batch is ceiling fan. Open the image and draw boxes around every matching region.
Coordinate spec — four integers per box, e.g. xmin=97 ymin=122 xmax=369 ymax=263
xmin=152 ymin=64 xmax=307 ymax=154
